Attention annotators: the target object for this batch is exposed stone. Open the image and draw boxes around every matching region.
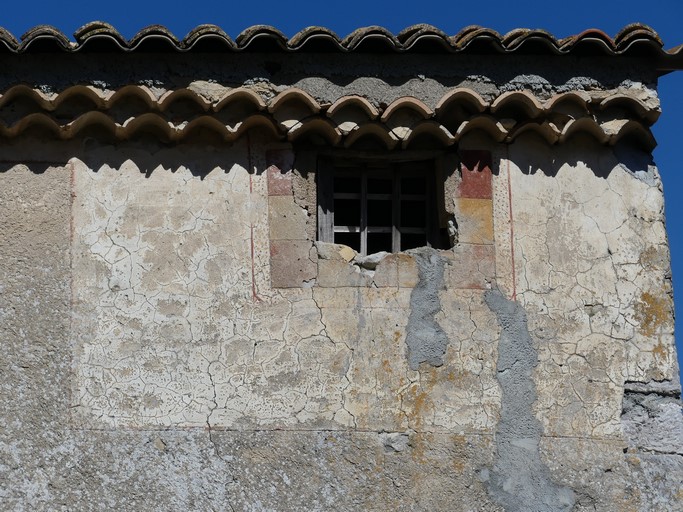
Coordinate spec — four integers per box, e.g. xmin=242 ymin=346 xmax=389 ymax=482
xmin=379 ymin=432 xmax=410 ymax=452
xmin=444 ymin=244 xmax=495 ymax=290
xmin=353 ymin=251 xmax=390 ymax=270
xmin=397 ymin=253 xmax=420 ymax=288
xmin=455 ymin=198 xmax=494 ymax=244
xmin=372 ymin=254 xmax=399 ymax=288
xmin=270 ymin=239 xmax=317 ymax=288
xmin=314 ymin=241 xmax=357 ymax=262
xmin=622 ymin=381 xmax=683 ymax=455
xmin=317 ymin=257 xmax=372 ymax=287
xmin=268 ymin=195 xmax=309 ymax=240
xmin=458 ymin=149 xmax=493 ymax=199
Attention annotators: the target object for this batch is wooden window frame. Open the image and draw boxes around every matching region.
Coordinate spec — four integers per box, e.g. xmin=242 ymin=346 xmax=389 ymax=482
xmin=317 ymin=156 xmax=441 ymax=255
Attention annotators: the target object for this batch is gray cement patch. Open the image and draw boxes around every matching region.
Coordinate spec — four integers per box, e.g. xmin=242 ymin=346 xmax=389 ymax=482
xmin=405 ymin=248 xmax=449 ymax=370
xmin=483 ymin=289 xmax=575 ymax=512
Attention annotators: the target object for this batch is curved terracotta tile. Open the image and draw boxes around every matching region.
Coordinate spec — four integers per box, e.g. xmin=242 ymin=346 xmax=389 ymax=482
xmin=563 ymin=29 xmax=616 ymax=52
xmin=73 ymin=21 xmax=128 ymax=49
xmin=502 ymin=29 xmax=560 ymax=53
xmin=54 ymin=85 xmax=107 ymax=110
xmin=287 ymin=117 xmax=342 ymax=145
xmin=435 ymin=89 xmax=488 ymax=115
xmin=182 ymin=24 xmax=234 ymax=50
xmin=0 ymin=22 xmax=678 ymax=59
xmin=288 ymin=27 xmax=342 ymax=50
xmin=128 ymin=25 xmax=180 ymax=48
xmin=610 ymin=120 xmax=656 ymax=151
xmin=2 ymin=112 xmax=62 ymax=138
xmin=560 ymin=118 xmax=609 ymax=145
xmin=326 ymin=96 xmax=379 ymax=119
xmin=231 ymin=114 xmax=281 ymax=140
xmin=0 ymin=26 xmax=19 ymax=50
xmin=121 ymin=112 xmax=175 ymax=140
xmin=214 ymin=88 xmax=267 ymax=112
xmin=180 ymin=116 xmax=231 ymax=141
xmin=380 ymin=97 xmax=432 ymax=122
xmin=326 ymin=98 xmax=379 ymax=134
xmin=67 ymin=111 xmax=118 ymax=138
xmin=0 ymin=85 xmax=52 ymax=110
xmin=397 ymin=24 xmax=452 ymax=51
xmin=401 ymin=120 xmax=456 ymax=149
xmin=342 ymin=26 xmax=400 ymax=51
xmin=507 ymin=121 xmax=560 ymax=145
xmin=490 ymin=91 xmax=544 ymax=118
xmin=268 ymin=89 xmax=321 ymax=114
xmin=107 ymin=85 xmax=158 ymax=109
xmin=19 ymin=25 xmax=71 ymax=52
xmin=452 ymin=26 xmax=505 ymax=52
xmin=158 ymin=89 xmax=211 ymax=112
xmin=599 ymin=95 xmax=660 ymax=125
xmin=544 ymin=92 xmax=592 ymax=112
xmin=614 ymin=24 xmax=662 ymax=49
xmin=344 ymin=122 xmax=399 ymax=149
xmin=455 ymin=116 xmax=507 ymax=142
xmin=235 ymin=25 xmax=288 ymax=50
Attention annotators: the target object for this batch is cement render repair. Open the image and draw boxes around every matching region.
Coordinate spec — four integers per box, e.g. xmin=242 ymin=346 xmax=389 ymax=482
xmin=483 ymin=289 xmax=575 ymax=512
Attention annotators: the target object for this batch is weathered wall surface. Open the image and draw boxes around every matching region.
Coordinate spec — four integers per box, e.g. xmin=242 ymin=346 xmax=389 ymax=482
xmin=1 ymin=50 xmax=682 ymax=511
xmin=69 ymin=140 xmax=500 ymax=435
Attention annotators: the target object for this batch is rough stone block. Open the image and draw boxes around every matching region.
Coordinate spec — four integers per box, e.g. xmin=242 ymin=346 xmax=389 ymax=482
xmin=267 ymin=166 xmax=293 ymax=196
xmin=268 ymin=195 xmax=309 ymax=240
xmin=317 ymin=258 xmax=372 ymax=287
xmin=455 ymin=198 xmax=494 ymax=244
xmin=266 ymin=148 xmax=295 ymax=196
xmin=270 ymin=239 xmax=317 ymax=288
xmin=458 ymin=150 xmax=492 ymax=199
xmin=373 ymin=254 xmax=398 ymax=287
xmin=397 ymin=253 xmax=419 ymax=288
xmin=315 ymin=241 xmax=357 ymax=262
xmin=445 ymin=244 xmax=495 ymax=289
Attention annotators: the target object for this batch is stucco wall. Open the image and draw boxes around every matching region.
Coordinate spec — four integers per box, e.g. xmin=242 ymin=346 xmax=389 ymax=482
xmin=1 ymin=129 xmax=681 ymax=510
xmin=0 ymin=45 xmax=681 ymax=510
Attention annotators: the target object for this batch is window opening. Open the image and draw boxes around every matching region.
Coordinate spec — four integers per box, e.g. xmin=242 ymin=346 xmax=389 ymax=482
xmin=318 ymin=159 xmax=441 ymax=255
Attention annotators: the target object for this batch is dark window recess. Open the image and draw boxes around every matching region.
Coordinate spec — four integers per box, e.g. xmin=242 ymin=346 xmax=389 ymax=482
xmin=318 ymin=160 xmax=448 ymax=255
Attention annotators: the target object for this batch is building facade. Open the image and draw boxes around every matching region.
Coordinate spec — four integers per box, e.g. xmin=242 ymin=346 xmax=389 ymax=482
xmin=1 ymin=22 xmax=683 ymax=511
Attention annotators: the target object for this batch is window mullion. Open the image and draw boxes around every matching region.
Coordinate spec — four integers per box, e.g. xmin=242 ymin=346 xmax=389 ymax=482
xmin=317 ymin=158 xmax=334 ymax=243
xmin=360 ymin=170 xmax=368 ymax=256
xmin=392 ymin=169 xmax=400 ymax=253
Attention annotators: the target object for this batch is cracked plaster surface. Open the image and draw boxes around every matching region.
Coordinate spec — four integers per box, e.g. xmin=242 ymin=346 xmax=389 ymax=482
xmin=506 ymin=134 xmax=678 ymax=441
xmin=2 ymin=130 xmax=681 ymax=510
xmin=71 ymin=144 xmax=500 ymax=433
xmin=70 ymin=134 xmax=680 ymax=445
xmin=1 ymin=47 xmax=681 ymax=510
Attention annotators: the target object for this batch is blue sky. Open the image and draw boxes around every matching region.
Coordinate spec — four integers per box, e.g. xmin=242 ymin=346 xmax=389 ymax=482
xmin=3 ymin=0 xmax=683 ymax=380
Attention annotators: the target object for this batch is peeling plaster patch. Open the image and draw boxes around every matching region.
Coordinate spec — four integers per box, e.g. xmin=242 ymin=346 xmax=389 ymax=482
xmin=483 ymin=289 xmax=575 ymax=512
xmin=405 ymin=248 xmax=449 ymax=370
xmin=621 ymin=380 xmax=683 ymax=456
xmin=613 ymin=143 xmax=658 ymax=186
